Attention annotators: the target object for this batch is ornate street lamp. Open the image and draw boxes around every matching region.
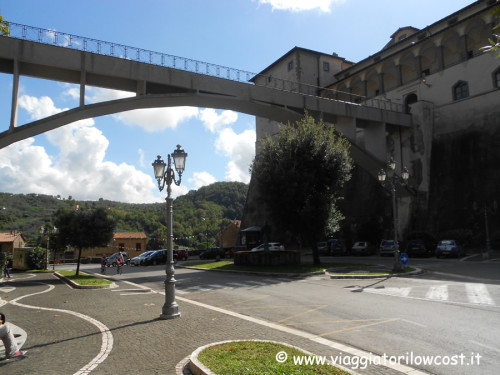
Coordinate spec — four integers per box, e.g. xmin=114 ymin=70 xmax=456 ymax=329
xmin=152 ymin=144 xmax=187 ymax=319
xmin=378 ymin=157 xmax=409 ymax=272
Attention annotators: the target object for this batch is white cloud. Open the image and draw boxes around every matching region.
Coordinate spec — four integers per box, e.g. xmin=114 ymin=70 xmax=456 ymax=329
xmin=189 ymin=171 xmax=217 ymax=190
xmin=200 ymin=108 xmax=238 ymax=133
xmin=87 ymin=87 xmax=199 ymax=132
xmin=138 ymin=148 xmax=145 ymax=168
xmin=257 ymin=0 xmax=344 ymax=12
xmin=0 ymin=94 xmax=161 ymax=203
xmin=215 ymin=128 xmax=255 ymax=183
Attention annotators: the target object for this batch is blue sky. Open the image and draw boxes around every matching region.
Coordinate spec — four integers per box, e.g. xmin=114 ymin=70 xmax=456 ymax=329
xmin=0 ymin=0 xmax=476 ymax=203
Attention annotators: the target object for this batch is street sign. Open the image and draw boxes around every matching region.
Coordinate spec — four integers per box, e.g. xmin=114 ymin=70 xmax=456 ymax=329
xmin=400 ymin=253 xmax=409 ymax=265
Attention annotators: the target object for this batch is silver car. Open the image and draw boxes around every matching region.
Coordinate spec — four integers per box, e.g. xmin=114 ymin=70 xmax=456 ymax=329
xmin=379 ymin=240 xmax=398 ymax=256
xmin=130 ymin=251 xmax=155 ymax=266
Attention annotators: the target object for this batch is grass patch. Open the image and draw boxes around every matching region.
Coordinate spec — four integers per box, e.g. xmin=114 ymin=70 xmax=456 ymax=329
xmin=197 ymin=341 xmax=349 ymax=375
xmin=184 ymin=261 xmax=325 ymax=274
xmin=57 ymin=270 xmax=112 ymax=286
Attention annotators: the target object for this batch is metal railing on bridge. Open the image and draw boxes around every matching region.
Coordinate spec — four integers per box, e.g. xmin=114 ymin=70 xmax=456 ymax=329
xmin=4 ymin=22 xmax=404 ymax=113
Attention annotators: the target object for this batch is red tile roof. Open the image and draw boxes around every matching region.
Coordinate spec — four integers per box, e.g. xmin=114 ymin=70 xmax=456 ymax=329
xmin=113 ymin=232 xmax=147 ymax=239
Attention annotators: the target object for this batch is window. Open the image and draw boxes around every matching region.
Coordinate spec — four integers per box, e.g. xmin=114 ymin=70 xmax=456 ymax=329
xmin=119 ymin=243 xmax=125 ymax=251
xmin=398 ymin=33 xmax=407 ymax=41
xmin=288 ymin=60 xmax=294 ymax=71
xmin=323 ymin=62 xmax=330 ymax=72
xmin=453 ymin=81 xmax=469 ymax=100
xmin=136 ymin=243 xmax=141 ymax=251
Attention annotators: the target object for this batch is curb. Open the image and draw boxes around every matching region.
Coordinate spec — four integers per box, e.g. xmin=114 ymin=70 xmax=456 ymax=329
xmin=53 ymin=271 xmax=117 ymax=289
xmin=329 ymin=268 xmax=424 ymax=279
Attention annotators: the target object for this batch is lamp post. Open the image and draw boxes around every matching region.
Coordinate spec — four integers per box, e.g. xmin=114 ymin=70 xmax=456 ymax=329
xmin=152 ymin=144 xmax=187 ymax=320
xmin=202 ymin=217 xmax=208 ymax=251
xmin=40 ymin=225 xmax=56 ymax=270
xmin=378 ymin=157 xmax=409 ymax=273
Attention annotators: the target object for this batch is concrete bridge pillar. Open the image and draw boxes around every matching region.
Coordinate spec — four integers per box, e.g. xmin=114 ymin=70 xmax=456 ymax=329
xmin=335 ymin=117 xmax=356 ymax=142
xmin=362 ymin=122 xmax=386 ymax=161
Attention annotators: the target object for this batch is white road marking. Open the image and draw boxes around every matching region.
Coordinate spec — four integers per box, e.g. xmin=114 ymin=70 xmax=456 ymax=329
xmin=8 ymin=279 xmax=113 ymax=375
xmin=118 ymin=280 xmax=427 ymax=375
xmin=465 ymin=283 xmax=494 ymax=305
xmin=227 ymin=282 xmax=249 ymax=287
xmin=425 ymin=285 xmax=448 ymax=301
xmin=366 ymin=287 xmax=411 ymax=297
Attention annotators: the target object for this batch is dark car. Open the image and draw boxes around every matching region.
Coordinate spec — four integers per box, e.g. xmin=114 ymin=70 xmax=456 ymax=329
xmin=225 ymin=245 xmax=248 ymax=258
xmin=107 ymin=252 xmax=130 ymax=267
xmin=317 ymin=242 xmax=329 ymax=255
xmin=406 ymin=239 xmax=435 ymax=257
xmin=143 ymin=249 xmax=167 ymax=265
xmin=199 ymin=247 xmax=225 ymax=260
xmin=351 ymin=241 xmax=376 ymax=256
xmin=328 ymin=239 xmax=349 ymax=256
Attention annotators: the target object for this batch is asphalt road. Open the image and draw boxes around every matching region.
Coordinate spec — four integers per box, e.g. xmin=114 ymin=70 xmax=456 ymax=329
xmin=70 ymin=254 xmax=500 ymax=375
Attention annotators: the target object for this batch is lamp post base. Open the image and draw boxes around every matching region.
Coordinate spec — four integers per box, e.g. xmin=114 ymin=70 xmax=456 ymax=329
xmin=392 ymin=250 xmax=404 ymax=273
xmin=160 ymin=312 xmax=181 ymax=320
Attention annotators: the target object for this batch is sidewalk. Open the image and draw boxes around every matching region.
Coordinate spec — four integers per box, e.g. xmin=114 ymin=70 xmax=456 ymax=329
xmin=0 ymin=272 xmax=422 ymax=375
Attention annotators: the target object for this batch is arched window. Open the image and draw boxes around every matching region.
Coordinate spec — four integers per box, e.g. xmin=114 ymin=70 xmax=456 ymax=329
xmin=405 ymin=93 xmax=418 ymax=114
xmin=453 ymin=80 xmax=469 ymax=101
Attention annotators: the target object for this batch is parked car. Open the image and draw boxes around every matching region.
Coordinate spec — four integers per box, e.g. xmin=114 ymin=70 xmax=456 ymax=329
xmin=379 ymin=240 xmax=398 ymax=256
xmin=435 ymin=240 xmax=465 ymax=258
xmin=130 ymin=251 xmax=155 ymax=266
xmin=251 ymin=242 xmax=285 ymax=251
xmin=328 ymin=239 xmax=349 ymax=256
xmin=406 ymin=239 xmax=435 ymax=257
xmin=174 ymin=249 xmax=188 ymax=261
xmin=317 ymin=242 xmax=329 ymax=255
xmin=351 ymin=241 xmax=376 ymax=256
xmin=224 ymin=245 xmax=248 ymax=258
xmin=143 ymin=249 xmax=167 ymax=265
xmin=199 ymin=247 xmax=225 ymax=260
xmin=107 ymin=252 xmax=130 ymax=267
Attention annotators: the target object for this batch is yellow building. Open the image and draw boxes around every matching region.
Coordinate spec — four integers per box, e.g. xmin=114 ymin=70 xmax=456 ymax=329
xmin=80 ymin=232 xmax=148 ymax=258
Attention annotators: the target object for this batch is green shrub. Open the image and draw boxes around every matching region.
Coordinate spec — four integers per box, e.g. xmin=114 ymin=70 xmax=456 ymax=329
xmin=26 ymin=246 xmax=47 ymax=270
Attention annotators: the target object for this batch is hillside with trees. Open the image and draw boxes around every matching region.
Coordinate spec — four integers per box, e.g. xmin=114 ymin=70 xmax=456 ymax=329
xmin=0 ymin=181 xmax=248 ymax=250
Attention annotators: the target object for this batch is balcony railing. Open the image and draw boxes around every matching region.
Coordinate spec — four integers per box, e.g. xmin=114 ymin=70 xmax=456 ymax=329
xmin=4 ymin=22 xmax=404 ymax=113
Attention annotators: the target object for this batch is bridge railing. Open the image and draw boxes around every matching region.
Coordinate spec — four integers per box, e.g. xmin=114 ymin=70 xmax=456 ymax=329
xmin=5 ymin=22 xmax=403 ymax=113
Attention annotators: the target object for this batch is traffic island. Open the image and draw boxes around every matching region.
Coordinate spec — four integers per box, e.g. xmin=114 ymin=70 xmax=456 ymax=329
xmin=188 ymin=340 xmax=351 ymax=375
xmin=328 ymin=265 xmax=423 ymax=279
xmin=234 ymin=250 xmax=300 ymax=266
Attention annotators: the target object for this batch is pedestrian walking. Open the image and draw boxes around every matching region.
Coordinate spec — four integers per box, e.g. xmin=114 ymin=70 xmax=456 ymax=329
xmin=0 ymin=312 xmax=25 ymax=359
xmin=101 ymin=256 xmax=107 ymax=274
xmin=116 ymin=253 xmax=123 ymax=275
xmin=3 ymin=259 xmax=11 ymax=278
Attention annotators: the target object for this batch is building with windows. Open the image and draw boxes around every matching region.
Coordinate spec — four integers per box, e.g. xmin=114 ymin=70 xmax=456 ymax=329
xmin=244 ymin=0 xmax=500 ymax=242
xmin=79 ymin=232 xmax=148 ymax=259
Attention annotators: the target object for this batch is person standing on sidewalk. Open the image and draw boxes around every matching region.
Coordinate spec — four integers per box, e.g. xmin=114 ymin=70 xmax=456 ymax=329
xmin=3 ymin=259 xmax=11 ymax=278
xmin=0 ymin=313 xmax=25 ymax=359
xmin=100 ymin=255 xmax=107 ymax=274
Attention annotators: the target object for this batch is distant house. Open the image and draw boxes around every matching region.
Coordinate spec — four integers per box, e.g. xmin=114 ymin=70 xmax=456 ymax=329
xmin=219 ymin=220 xmax=241 ymax=249
xmin=0 ymin=231 xmax=27 ymax=253
xmin=79 ymin=232 xmax=148 ymax=258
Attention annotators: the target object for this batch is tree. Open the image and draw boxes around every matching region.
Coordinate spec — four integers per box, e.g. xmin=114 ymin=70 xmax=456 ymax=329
xmin=54 ymin=207 xmax=116 ymax=275
xmin=0 ymin=15 xmax=9 ymax=36
xmin=251 ymin=114 xmax=353 ymax=265
xmin=481 ymin=4 xmax=500 ymax=57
